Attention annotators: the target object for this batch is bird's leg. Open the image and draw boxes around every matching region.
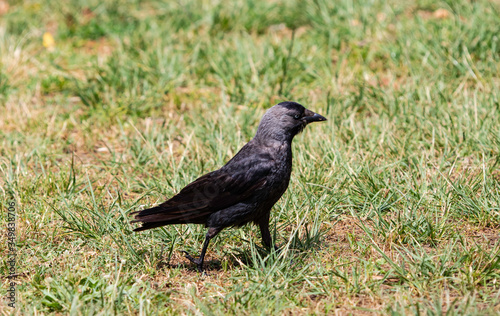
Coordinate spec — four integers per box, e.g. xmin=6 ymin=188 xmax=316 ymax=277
xmin=259 ymin=215 xmax=278 ymax=251
xmin=183 ymin=227 xmax=220 ymax=272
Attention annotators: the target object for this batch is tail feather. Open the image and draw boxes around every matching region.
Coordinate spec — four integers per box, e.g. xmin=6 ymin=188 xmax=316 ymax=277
xmin=131 ymin=204 xmax=209 ymax=232
xmin=133 ymin=221 xmax=174 ymax=232
xmin=130 ymin=206 xmax=164 ymax=219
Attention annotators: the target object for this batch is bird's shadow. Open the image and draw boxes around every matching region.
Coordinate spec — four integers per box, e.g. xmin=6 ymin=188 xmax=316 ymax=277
xmin=155 ymin=227 xmax=326 ymax=273
xmin=157 ymin=257 xmax=223 ymax=273
xmin=156 ymin=249 xmax=272 ymax=272
xmin=230 ymin=226 xmax=328 ymax=269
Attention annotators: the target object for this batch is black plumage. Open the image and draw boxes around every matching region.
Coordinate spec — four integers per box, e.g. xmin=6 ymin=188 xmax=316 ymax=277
xmin=131 ymin=101 xmax=326 ymax=271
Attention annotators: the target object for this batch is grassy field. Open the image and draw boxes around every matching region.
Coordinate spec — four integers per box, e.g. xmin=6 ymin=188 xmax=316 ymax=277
xmin=1 ymin=0 xmax=500 ymax=314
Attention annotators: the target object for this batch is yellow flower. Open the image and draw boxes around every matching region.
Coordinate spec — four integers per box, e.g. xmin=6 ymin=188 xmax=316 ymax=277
xmin=43 ymin=32 xmax=55 ymax=50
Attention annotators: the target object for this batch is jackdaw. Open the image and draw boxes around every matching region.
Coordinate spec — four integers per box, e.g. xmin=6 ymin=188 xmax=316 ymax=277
xmin=131 ymin=101 xmax=326 ymax=271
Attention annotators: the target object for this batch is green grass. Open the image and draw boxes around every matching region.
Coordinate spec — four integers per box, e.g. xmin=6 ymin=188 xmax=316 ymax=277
xmin=1 ymin=0 xmax=500 ymax=314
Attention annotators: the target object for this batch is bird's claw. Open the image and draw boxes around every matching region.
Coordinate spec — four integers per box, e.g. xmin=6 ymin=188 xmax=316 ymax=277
xmin=181 ymin=250 xmax=198 ymax=263
xmin=182 ymin=251 xmax=203 ymax=272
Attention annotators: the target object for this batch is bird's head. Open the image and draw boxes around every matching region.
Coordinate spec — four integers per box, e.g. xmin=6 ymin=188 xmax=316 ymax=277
xmin=255 ymin=101 xmax=327 ymax=143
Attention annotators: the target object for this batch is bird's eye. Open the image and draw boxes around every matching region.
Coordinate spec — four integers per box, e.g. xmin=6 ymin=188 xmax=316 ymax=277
xmin=293 ymin=114 xmax=301 ymax=119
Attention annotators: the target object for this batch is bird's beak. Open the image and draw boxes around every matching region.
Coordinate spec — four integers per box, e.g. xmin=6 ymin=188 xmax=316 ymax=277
xmin=303 ymin=109 xmax=327 ymax=123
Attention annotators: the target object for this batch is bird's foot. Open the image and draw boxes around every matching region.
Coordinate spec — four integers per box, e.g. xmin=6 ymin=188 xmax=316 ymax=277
xmin=182 ymin=251 xmax=204 ymax=272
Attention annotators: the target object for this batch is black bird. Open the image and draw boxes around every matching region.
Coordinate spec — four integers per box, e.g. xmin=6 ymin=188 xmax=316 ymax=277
xmin=131 ymin=101 xmax=326 ymax=271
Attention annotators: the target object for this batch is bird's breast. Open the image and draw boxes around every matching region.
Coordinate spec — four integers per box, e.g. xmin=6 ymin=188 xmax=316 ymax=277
xmin=263 ymin=144 xmax=293 ymax=199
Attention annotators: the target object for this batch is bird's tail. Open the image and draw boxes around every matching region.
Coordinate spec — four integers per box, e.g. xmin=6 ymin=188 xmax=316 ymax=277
xmin=130 ymin=206 xmax=168 ymax=232
xmin=130 ymin=204 xmax=207 ymax=232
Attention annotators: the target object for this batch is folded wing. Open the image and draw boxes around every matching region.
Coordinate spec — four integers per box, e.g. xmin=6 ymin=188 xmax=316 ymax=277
xmin=131 ymin=149 xmax=273 ymax=231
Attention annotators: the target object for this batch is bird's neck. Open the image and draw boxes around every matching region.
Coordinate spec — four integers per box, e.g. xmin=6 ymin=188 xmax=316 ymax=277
xmin=254 ymin=122 xmax=295 ymax=145
xmin=254 ymin=130 xmax=294 ymax=147
xmin=253 ymin=133 xmax=293 ymax=148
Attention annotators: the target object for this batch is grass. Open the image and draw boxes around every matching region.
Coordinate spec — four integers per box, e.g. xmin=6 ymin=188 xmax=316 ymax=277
xmin=1 ymin=0 xmax=500 ymax=314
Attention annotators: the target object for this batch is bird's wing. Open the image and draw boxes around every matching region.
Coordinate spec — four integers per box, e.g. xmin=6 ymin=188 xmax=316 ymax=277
xmin=131 ymin=150 xmax=273 ymax=228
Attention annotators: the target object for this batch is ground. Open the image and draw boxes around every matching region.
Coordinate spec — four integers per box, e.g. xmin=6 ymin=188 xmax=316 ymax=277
xmin=1 ymin=0 xmax=500 ymax=314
